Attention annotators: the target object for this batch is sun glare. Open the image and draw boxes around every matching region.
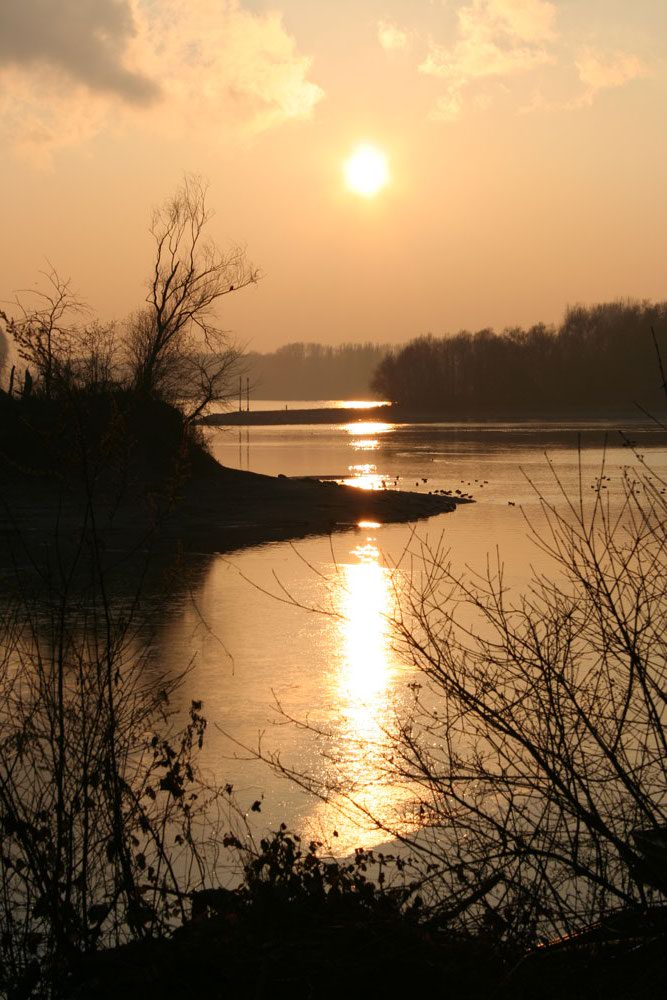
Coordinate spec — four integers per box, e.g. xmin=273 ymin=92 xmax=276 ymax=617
xmin=344 ymin=144 xmax=389 ymax=198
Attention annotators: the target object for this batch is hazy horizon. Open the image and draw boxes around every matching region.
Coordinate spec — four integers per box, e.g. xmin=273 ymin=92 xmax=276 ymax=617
xmin=1 ymin=1 xmax=665 ymax=352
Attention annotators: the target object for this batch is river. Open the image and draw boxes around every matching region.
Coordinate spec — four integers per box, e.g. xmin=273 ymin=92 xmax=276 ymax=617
xmin=107 ymin=403 xmax=663 ymax=855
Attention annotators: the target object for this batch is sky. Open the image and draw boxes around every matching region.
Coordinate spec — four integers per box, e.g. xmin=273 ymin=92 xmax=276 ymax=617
xmin=0 ymin=0 xmax=665 ymax=351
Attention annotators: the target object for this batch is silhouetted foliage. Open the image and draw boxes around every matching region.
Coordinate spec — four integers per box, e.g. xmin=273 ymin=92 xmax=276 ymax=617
xmin=0 ymin=539 xmax=223 ymax=995
xmin=372 ymin=301 xmax=667 ymax=415
xmin=69 ymin=823 xmax=667 ymax=1000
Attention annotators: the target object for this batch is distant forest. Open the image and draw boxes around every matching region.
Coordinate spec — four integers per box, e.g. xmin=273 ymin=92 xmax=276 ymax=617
xmin=245 ymin=342 xmax=390 ymax=400
xmin=371 ymin=301 xmax=667 ymax=416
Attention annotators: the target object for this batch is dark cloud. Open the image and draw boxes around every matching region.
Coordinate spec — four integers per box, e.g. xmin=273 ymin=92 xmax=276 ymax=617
xmin=0 ymin=0 xmax=159 ymax=104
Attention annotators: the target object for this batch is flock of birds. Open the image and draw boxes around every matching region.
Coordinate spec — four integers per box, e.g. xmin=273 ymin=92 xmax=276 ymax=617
xmin=372 ymin=475 xmax=520 ymax=505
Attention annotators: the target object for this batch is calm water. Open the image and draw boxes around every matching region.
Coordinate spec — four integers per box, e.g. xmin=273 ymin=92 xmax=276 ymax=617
xmin=131 ymin=406 xmax=666 ymax=852
xmin=9 ymin=406 xmax=666 ymax=855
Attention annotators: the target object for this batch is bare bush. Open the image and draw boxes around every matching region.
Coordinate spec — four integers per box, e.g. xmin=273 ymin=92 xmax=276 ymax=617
xmin=0 ymin=539 xmax=236 ymax=996
xmin=375 ymin=454 xmax=667 ymax=940
xmin=0 ymin=267 xmax=88 ymax=398
xmin=251 ymin=450 xmax=667 ymax=943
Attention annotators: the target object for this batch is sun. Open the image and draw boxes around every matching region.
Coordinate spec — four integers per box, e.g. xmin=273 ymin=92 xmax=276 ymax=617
xmin=344 ymin=144 xmax=389 ymax=198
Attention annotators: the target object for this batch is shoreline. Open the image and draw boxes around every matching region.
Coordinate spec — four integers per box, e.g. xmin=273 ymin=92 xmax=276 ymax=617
xmin=0 ymin=393 xmax=471 ymax=562
xmin=153 ymin=463 xmax=472 ymax=553
xmin=0 ymin=460 xmax=471 ymax=560
xmin=201 ymin=404 xmax=667 ymax=429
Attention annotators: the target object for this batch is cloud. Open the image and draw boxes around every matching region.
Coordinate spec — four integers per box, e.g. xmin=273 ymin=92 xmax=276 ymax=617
xmin=431 ymin=89 xmax=464 ymax=122
xmin=575 ymin=48 xmax=646 ymax=104
xmin=142 ymin=1 xmax=324 ymax=133
xmin=0 ymin=0 xmax=158 ymax=104
xmin=419 ymin=0 xmax=557 ymax=119
xmin=0 ymin=1 xmax=324 ymax=158
xmin=0 ymin=71 xmax=110 ymax=161
xmin=518 ymin=47 xmax=647 ymax=115
xmin=378 ymin=21 xmax=410 ymax=53
xmin=480 ymin=0 xmax=556 ymax=44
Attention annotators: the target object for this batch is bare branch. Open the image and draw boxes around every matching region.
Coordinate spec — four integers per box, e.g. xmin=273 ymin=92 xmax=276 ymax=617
xmin=128 ymin=175 xmax=259 ymax=418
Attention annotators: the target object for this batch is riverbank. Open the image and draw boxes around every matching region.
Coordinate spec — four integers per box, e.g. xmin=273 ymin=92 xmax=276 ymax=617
xmin=0 ymin=460 xmax=468 ymax=557
xmin=201 ymin=403 xmax=667 ymax=429
xmin=142 ymin=459 xmax=468 ymax=553
xmin=67 ymin=868 xmax=666 ymax=1000
xmin=202 ymin=404 xmax=390 ymax=426
xmin=0 ymin=392 xmax=468 ymax=559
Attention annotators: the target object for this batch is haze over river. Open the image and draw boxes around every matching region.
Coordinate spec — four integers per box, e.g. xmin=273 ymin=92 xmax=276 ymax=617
xmin=57 ymin=405 xmax=667 ymax=854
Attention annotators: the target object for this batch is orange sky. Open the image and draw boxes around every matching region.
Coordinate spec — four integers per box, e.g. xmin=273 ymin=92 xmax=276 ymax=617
xmin=0 ymin=1 xmax=665 ymax=351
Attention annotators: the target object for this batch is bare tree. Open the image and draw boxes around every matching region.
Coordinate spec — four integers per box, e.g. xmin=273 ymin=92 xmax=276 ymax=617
xmin=124 ymin=307 xmax=244 ymax=422
xmin=0 ymin=266 xmax=88 ymax=398
xmin=127 ymin=175 xmax=258 ymax=416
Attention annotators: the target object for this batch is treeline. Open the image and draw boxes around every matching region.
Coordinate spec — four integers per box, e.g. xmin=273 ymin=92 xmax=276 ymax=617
xmin=246 ymin=342 xmax=390 ymax=400
xmin=371 ymin=301 xmax=667 ymax=415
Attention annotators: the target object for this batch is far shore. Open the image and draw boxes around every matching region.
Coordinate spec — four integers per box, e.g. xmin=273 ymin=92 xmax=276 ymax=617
xmin=201 ymin=403 xmax=667 ymax=429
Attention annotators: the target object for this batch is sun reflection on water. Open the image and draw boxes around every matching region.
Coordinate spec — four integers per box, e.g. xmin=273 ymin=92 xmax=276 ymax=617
xmin=338 ymin=540 xmax=388 ymax=707
xmin=344 ymin=473 xmax=383 ymax=489
xmin=344 ymin=421 xmax=393 ymax=436
xmin=350 ymin=439 xmax=380 ymax=451
xmin=349 ymin=463 xmax=376 ymax=475
xmin=345 ymin=421 xmax=393 ymax=454
xmin=345 ymin=463 xmax=398 ymax=491
xmin=302 ymin=534 xmax=417 ymax=854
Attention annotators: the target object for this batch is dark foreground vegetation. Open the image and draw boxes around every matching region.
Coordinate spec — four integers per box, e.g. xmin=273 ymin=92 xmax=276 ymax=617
xmin=373 ymin=301 xmax=667 ymax=416
xmin=66 ymin=831 xmax=666 ymax=1000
